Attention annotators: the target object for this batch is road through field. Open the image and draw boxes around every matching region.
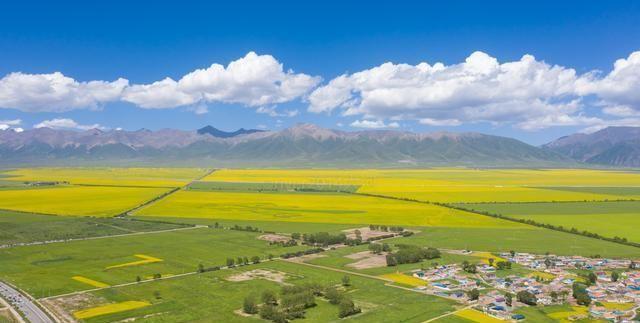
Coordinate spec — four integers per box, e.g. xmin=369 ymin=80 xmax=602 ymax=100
xmin=0 ymin=281 xmax=53 ymax=323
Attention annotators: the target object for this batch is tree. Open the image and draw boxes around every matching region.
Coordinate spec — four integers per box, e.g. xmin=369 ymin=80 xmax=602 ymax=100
xmin=291 ymin=232 xmax=301 ymax=240
xmin=262 ymin=290 xmax=278 ymax=306
xmin=587 ymin=272 xmax=597 ymax=285
xmin=382 ymin=243 xmax=391 ymax=252
xmin=243 ymin=256 xmax=249 ymax=265
xmin=505 ymin=293 xmax=513 ymax=307
xmin=325 ymin=287 xmax=343 ymax=305
xmin=226 ymin=258 xmax=235 ymax=267
xmin=259 ymin=304 xmax=277 ymax=320
xmin=268 ymin=254 xmax=274 ymax=260
xmin=136 ymin=275 xmax=141 ymax=283
xmin=198 ymin=263 xmax=205 ymax=273
xmin=251 ymin=256 xmax=261 ymax=264
xmin=611 ymin=271 xmax=619 ymax=282
xmin=488 ymin=258 xmax=495 ymax=266
xmin=544 ymin=258 xmax=552 ymax=268
xmin=510 ymin=250 xmax=516 ymax=257
xmin=153 ymin=290 xmax=161 ymax=299
xmin=338 ymin=298 xmax=361 ymax=318
xmin=467 ymin=288 xmax=479 ymax=301
xmin=516 ymin=290 xmax=537 ymax=306
xmin=575 ymin=291 xmax=591 ymax=306
xmin=237 ymin=257 xmax=244 ymax=265
xmin=243 ymin=295 xmax=258 ymax=314
xmin=386 ymin=254 xmax=397 ymax=266
xmin=369 ymin=243 xmax=383 ymax=254
xmin=550 ymin=291 xmax=558 ymax=303
xmin=342 ymin=275 xmax=351 ymax=287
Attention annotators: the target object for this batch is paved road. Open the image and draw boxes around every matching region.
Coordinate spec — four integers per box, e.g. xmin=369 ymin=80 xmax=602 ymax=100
xmin=0 ymin=281 xmax=53 ymax=323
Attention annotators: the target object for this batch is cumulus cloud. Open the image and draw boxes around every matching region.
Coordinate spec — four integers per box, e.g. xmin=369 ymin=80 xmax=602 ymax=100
xmin=34 ymin=118 xmax=107 ymax=131
xmin=350 ymin=119 xmax=400 ymax=129
xmin=309 ymin=51 xmax=584 ymax=130
xmin=122 ymin=52 xmax=320 ymax=110
xmin=576 ymin=51 xmax=640 ymax=113
xmin=0 ymin=72 xmax=128 ymax=112
xmin=0 ymin=52 xmax=319 ymax=116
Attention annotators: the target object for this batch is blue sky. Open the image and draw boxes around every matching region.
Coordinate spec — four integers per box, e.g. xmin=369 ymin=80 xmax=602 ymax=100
xmin=1 ymin=1 xmax=639 ymax=144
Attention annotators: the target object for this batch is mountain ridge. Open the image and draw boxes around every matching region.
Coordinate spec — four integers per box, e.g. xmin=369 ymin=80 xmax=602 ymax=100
xmin=0 ymin=123 xmax=583 ymax=167
xmin=543 ymin=126 xmax=640 ymax=167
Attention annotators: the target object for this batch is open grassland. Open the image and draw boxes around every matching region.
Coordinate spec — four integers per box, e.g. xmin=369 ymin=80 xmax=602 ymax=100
xmin=134 ymin=190 xmax=526 ymax=228
xmin=458 ymin=201 xmax=640 ymax=243
xmin=67 ymin=261 xmax=458 ymax=323
xmin=0 ymin=210 xmax=187 ymax=245
xmin=0 ymin=228 xmax=310 ymax=298
xmin=1 ymin=168 xmax=208 ymax=187
xmin=204 ymin=168 xmax=640 ymax=202
xmin=0 ymin=186 xmax=170 ymax=216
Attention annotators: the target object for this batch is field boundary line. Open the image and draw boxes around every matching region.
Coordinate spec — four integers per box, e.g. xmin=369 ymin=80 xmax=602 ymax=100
xmin=120 ymin=168 xmax=216 ymax=216
xmin=1 ymin=225 xmax=206 ymax=249
xmin=421 ymin=305 xmax=475 ymax=323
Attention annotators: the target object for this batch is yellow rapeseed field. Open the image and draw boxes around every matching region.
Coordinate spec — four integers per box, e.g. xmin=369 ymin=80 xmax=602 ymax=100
xmin=203 ymin=168 xmax=640 ymax=202
xmin=380 ymin=273 xmax=427 ymax=287
xmin=73 ymin=301 xmax=151 ymax=319
xmin=71 ymin=276 xmax=110 ymax=288
xmin=455 ymin=308 xmax=505 ymax=323
xmin=470 ymin=252 xmax=507 ymax=265
xmin=547 ymin=306 xmax=589 ymax=321
xmin=0 ymin=186 xmax=170 ymax=217
xmin=3 ymin=167 xmax=208 ymax=187
xmin=135 ymin=190 xmax=526 ymax=228
xmin=106 ymin=254 xmax=163 ymax=270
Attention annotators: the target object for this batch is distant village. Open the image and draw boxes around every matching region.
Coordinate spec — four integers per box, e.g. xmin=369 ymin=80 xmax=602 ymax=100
xmin=410 ymin=251 xmax=640 ymax=322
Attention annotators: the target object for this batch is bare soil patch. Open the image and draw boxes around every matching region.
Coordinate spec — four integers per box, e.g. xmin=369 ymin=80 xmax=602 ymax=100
xmin=286 ymin=253 xmax=327 ymax=263
xmin=258 ymin=234 xmax=290 ymax=243
xmin=345 ymin=252 xmax=388 ymax=269
xmin=42 ymin=293 xmax=105 ymax=323
xmin=342 ymin=227 xmax=395 ymax=241
xmin=226 ymin=269 xmax=288 ymax=284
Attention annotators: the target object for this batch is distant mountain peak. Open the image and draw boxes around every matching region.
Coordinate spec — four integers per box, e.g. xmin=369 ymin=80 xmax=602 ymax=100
xmin=545 ymin=126 xmax=640 ymax=167
xmin=197 ymin=126 xmax=265 ymax=138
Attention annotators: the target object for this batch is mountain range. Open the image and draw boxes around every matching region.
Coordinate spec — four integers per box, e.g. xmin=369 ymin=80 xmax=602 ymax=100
xmin=0 ymin=124 xmax=638 ymax=167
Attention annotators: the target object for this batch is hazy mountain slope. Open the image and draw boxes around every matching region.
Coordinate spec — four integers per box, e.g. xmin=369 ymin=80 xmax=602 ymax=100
xmin=0 ymin=124 xmax=571 ymax=167
xmin=544 ymin=127 xmax=640 ymax=167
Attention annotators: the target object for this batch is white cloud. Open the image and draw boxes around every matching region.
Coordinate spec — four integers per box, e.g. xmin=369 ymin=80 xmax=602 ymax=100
xmin=34 ymin=118 xmax=107 ymax=131
xmin=123 ymin=52 xmax=320 ymax=111
xmin=256 ymin=106 xmax=299 ymax=117
xmin=576 ymin=51 xmax=640 ymax=113
xmin=0 ymin=72 xmax=128 ymax=112
xmin=0 ymin=119 xmax=22 ymax=131
xmin=350 ymin=120 xmax=400 ymax=129
xmin=309 ymin=51 xmax=585 ymax=130
xmin=13 ymin=127 xmax=24 ymax=133
xmin=419 ymin=118 xmax=461 ymax=126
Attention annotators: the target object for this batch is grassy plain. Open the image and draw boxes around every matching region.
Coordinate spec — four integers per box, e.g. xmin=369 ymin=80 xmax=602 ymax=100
xmin=0 ymin=210 xmax=186 ymax=245
xmin=1 ymin=168 xmax=208 ymax=187
xmin=0 ymin=186 xmax=170 ymax=216
xmin=0 ymin=228 xmax=309 ymax=298
xmin=134 ymin=190 xmax=525 ymax=228
xmin=459 ymin=201 xmax=640 ymax=243
xmin=70 ymin=261 xmax=459 ymax=323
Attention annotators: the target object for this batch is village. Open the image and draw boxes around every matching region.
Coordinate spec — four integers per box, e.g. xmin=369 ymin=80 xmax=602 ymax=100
xmin=409 ymin=251 xmax=640 ymax=322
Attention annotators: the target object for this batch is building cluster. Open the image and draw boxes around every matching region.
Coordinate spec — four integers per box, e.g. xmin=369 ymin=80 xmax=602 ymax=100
xmin=410 ymin=251 xmax=640 ymax=322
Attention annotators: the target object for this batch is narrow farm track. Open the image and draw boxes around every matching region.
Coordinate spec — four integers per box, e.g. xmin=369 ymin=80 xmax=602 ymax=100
xmin=421 ymin=305 xmax=475 ymax=323
xmin=120 ymin=168 xmax=216 ymax=217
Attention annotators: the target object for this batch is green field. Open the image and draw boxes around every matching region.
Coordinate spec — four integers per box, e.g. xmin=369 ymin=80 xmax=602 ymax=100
xmin=0 ymin=210 xmax=187 ymax=245
xmin=458 ymin=201 xmax=640 ymax=243
xmin=57 ymin=261 xmax=459 ymax=323
xmin=0 ymin=228 xmax=310 ymax=298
